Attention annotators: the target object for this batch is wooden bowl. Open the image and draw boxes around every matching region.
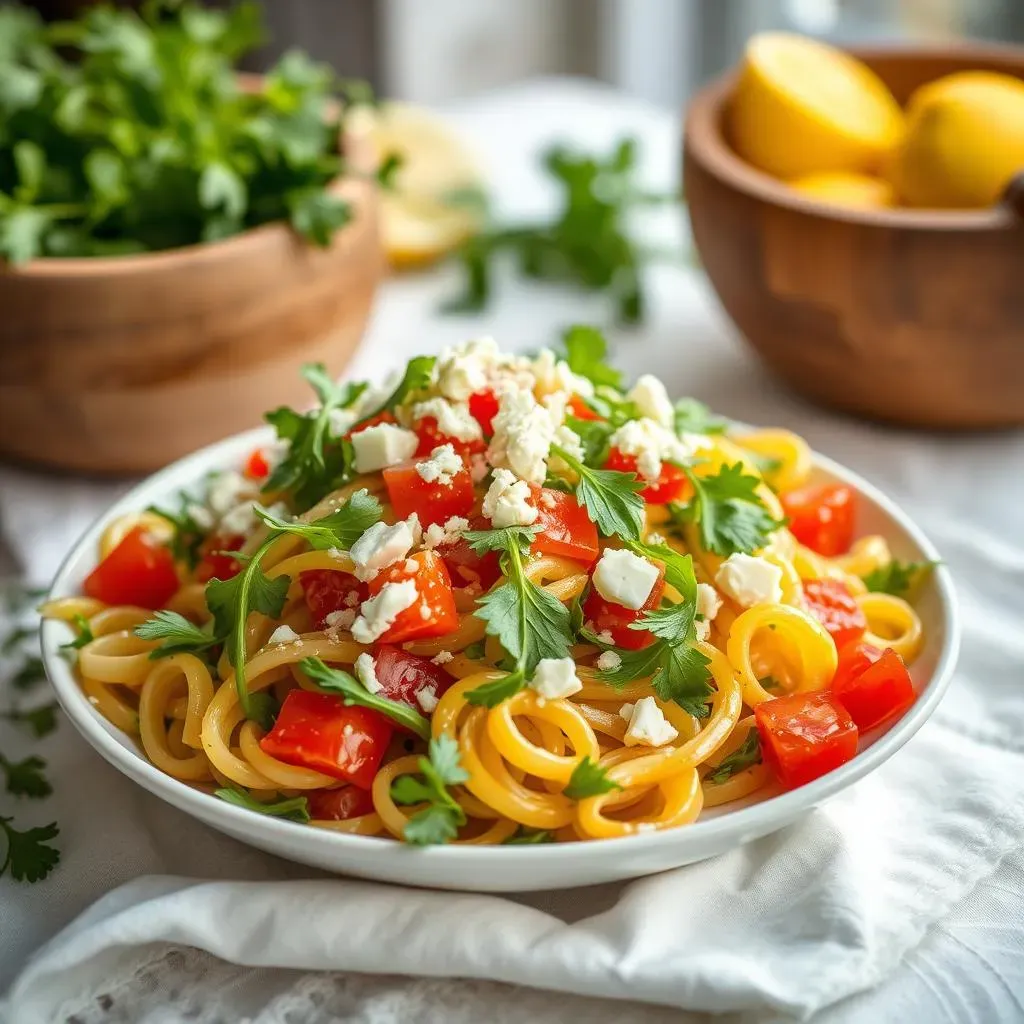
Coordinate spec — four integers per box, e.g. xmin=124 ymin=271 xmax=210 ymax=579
xmin=684 ymin=43 xmax=1024 ymax=429
xmin=0 ymin=153 xmax=382 ymax=475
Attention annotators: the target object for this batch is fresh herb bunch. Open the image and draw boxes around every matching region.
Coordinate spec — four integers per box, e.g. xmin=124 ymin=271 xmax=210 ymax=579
xmin=0 ymin=1 xmax=367 ymax=264
xmin=444 ymin=138 xmax=680 ymax=324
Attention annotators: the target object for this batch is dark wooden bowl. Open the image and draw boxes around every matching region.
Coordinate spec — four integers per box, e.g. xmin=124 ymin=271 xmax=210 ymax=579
xmin=684 ymin=43 xmax=1024 ymax=429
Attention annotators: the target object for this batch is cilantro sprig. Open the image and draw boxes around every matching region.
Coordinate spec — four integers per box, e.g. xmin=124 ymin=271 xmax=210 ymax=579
xmin=461 ymin=528 xmax=573 ymax=707
xmin=563 ymin=756 xmax=621 ymax=800
xmin=706 ymin=731 xmax=762 ymax=785
xmin=147 ymin=495 xmax=208 ymax=570
xmin=215 ymin=787 xmax=310 ymax=823
xmin=391 ymin=735 xmax=470 ymax=845
xmin=862 ymin=559 xmax=937 ymax=598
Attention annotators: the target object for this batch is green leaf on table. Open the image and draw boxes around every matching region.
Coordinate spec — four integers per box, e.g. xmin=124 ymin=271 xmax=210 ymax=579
xmin=0 ymin=817 xmax=60 ymax=883
xmin=0 ymin=753 xmax=51 ymax=798
xmin=1 ymin=701 xmax=59 ymax=740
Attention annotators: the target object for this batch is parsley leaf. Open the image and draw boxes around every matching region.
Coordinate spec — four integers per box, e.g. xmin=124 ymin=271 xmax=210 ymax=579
xmin=353 ymin=355 xmax=436 ymax=428
xmin=300 ymin=657 xmax=431 ymax=740
xmin=1 ymin=626 xmax=34 ymax=655
xmin=391 ymin=735 xmax=469 ymax=845
xmin=550 ymin=445 xmax=645 ymax=540
xmin=503 ymin=828 xmax=554 ymax=844
xmin=677 ymin=463 xmax=783 ymax=556
xmin=134 ymin=611 xmax=219 ymax=660
xmin=254 ymin=489 xmax=382 ymax=550
xmin=559 ymin=325 xmax=623 ymax=389
xmin=706 ymin=731 xmax=762 ymax=785
xmin=0 ymin=753 xmax=52 ymax=798
xmin=1 ymin=702 xmax=59 ymax=740
xmin=214 ymin=787 xmax=310 ymax=823
xmin=862 ymin=559 xmax=937 ymax=598
xmin=0 ymin=817 xmax=59 ymax=883
xmin=11 ymin=657 xmax=44 ymax=691
xmin=59 ymin=614 xmax=93 ymax=651
xmin=563 ymin=756 xmax=621 ymax=800
xmin=673 ymin=398 xmax=727 ymax=436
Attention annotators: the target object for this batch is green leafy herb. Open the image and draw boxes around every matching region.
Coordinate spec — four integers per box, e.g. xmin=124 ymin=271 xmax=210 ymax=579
xmin=559 ymin=325 xmax=623 ymax=389
xmin=673 ymin=398 xmax=727 ymax=436
xmin=255 ymin=490 xmax=383 ymax=551
xmin=134 ymin=611 xmax=219 ymax=660
xmin=147 ymin=495 xmax=208 ymax=569
xmin=353 ymin=355 xmax=436 ymax=429
xmin=550 ymin=445 xmax=645 ymax=540
xmin=0 ymin=752 xmax=51 ymax=798
xmin=1 ymin=702 xmax=59 ymax=740
xmin=0 ymin=817 xmax=59 ymax=883
xmin=563 ymin=756 xmax=621 ymax=800
xmin=462 ymin=528 xmax=573 ymax=707
xmin=503 ymin=828 xmax=554 ymax=845
xmin=706 ymin=731 xmax=762 ymax=785
xmin=11 ymin=657 xmax=44 ymax=691
xmin=676 ymin=463 xmax=783 ymax=556
xmin=862 ymin=559 xmax=937 ymax=598
xmin=300 ymin=657 xmax=431 ymax=740
xmin=59 ymin=614 xmax=94 ymax=651
xmin=1 ymin=626 xmax=33 ymax=655
xmin=462 ymin=640 xmax=487 ymax=661
xmin=391 ymin=735 xmax=469 ymax=845
xmin=214 ymin=787 xmax=310 ymax=823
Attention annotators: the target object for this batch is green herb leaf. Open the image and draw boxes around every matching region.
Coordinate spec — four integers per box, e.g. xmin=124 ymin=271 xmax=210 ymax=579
xmin=551 ymin=445 xmax=645 ymax=540
xmin=134 ymin=611 xmax=219 ymax=660
xmin=1 ymin=702 xmax=59 ymax=740
xmin=563 ymin=756 xmax=621 ymax=800
xmin=560 ymin=325 xmax=623 ymax=389
xmin=0 ymin=753 xmax=51 ymax=798
xmin=862 ymin=559 xmax=937 ymax=598
xmin=11 ymin=657 xmax=44 ymax=692
xmin=1 ymin=626 xmax=34 ymax=655
xmin=355 ymin=355 xmax=436 ymax=427
xmin=706 ymin=731 xmax=762 ymax=784
xmin=503 ymin=828 xmax=554 ymax=844
xmin=147 ymin=495 xmax=208 ymax=570
xmin=255 ymin=490 xmax=382 ymax=551
xmin=673 ymin=398 xmax=727 ymax=436
xmin=0 ymin=817 xmax=59 ymax=883
xmin=391 ymin=735 xmax=469 ymax=846
xmin=214 ymin=787 xmax=310 ymax=822
xmin=59 ymin=614 xmax=94 ymax=652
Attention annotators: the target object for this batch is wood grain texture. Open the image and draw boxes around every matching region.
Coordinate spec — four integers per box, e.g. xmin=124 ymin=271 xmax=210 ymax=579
xmin=684 ymin=44 xmax=1024 ymax=429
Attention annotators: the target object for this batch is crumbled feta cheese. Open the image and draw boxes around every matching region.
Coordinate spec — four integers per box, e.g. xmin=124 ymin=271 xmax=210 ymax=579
xmin=344 ymin=590 xmax=360 ymax=608
xmin=618 ymin=702 xmax=634 ymax=722
xmin=608 ymin=418 xmax=707 ymax=481
xmin=350 ymin=423 xmax=418 ymax=474
xmin=186 ymin=503 xmax=215 ymax=531
xmin=469 ymin=453 xmax=489 ymax=484
xmin=416 ymin=688 xmax=439 ymax=713
xmin=327 ymin=407 xmax=357 ymax=437
xmin=405 ymin=558 xmax=419 ymax=572
xmin=220 ymin=501 xmax=257 ymax=536
xmin=411 ymin=398 xmax=483 ymax=444
xmin=531 ymin=349 xmax=595 ymax=398
xmin=351 ymin=580 xmax=419 ymax=644
xmin=487 ymin=389 xmax=555 ymax=484
xmin=623 ymin=696 xmax=678 ymax=747
xmin=627 ymin=374 xmax=674 ymax=427
xmin=592 ymin=549 xmax=660 ymax=610
xmin=268 ymin=625 xmax=300 ymax=644
xmin=208 ymin=471 xmax=250 ymax=516
xmin=423 ymin=516 xmax=471 ymax=550
xmin=696 ymin=583 xmax=722 ymax=624
xmin=539 ymin=491 xmax=557 ymax=509
xmin=715 ymin=554 xmax=784 ymax=608
xmin=415 ymin=443 xmax=465 ymax=487
xmin=695 ymin=619 xmax=711 ymax=642
xmin=482 ymin=468 xmax=538 ymax=528
xmin=349 ymin=518 xmax=417 ymax=582
xmin=354 ymin=652 xmax=382 ymax=693
xmin=436 ymin=336 xmax=496 ymax=400
xmin=646 ymin=532 xmax=666 ymax=546
xmin=431 ymin=650 xmax=454 ymax=665
xmin=597 ymin=630 xmax=614 ymax=645
xmin=596 ymin=650 xmax=622 ymax=672
xmin=528 ymin=658 xmax=583 ymax=700
xmin=324 ymin=608 xmax=357 ymax=631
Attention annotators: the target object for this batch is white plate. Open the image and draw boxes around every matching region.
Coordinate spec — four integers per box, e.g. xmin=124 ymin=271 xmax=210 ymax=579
xmin=41 ymin=427 xmax=959 ymax=892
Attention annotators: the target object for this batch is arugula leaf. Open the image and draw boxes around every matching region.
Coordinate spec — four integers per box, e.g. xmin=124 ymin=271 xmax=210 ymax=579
xmin=353 ymin=355 xmax=436 ymax=428
xmin=706 ymin=731 xmax=762 ymax=785
xmin=862 ymin=559 xmax=937 ymax=598
xmin=673 ymin=398 xmax=727 ymax=436
xmin=677 ymin=463 xmax=783 ymax=556
xmin=254 ymin=490 xmax=382 ymax=551
xmin=147 ymin=495 xmax=208 ymax=570
xmin=301 ymin=658 xmax=431 ymax=740
xmin=11 ymin=657 xmax=44 ymax=691
xmin=550 ymin=445 xmax=644 ymax=540
xmin=59 ymin=614 xmax=94 ymax=652
xmin=0 ymin=817 xmax=59 ymax=883
xmin=462 ymin=527 xmax=573 ymax=707
xmin=391 ymin=735 xmax=469 ymax=845
xmin=563 ymin=756 xmax=621 ymax=800
xmin=134 ymin=611 xmax=219 ymax=660
xmin=0 ymin=753 xmax=51 ymax=798
xmin=503 ymin=828 xmax=554 ymax=844
xmin=559 ymin=325 xmax=623 ymax=389
xmin=1 ymin=702 xmax=59 ymax=740
xmin=214 ymin=787 xmax=310 ymax=823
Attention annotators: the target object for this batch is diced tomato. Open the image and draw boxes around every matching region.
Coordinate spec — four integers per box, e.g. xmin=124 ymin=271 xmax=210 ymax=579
xmin=244 ymin=449 xmax=270 ymax=481
xmin=604 ymin=448 xmax=691 ymax=504
xmin=530 ymin=487 xmax=600 ymax=566
xmin=346 ymin=410 xmax=395 ymax=438
xmin=259 ymin=689 xmax=393 ymax=789
xmin=832 ymin=643 xmax=915 ymax=732
xmin=802 ymin=578 xmax=867 ymax=650
xmin=582 ymin=561 xmax=666 ymax=650
xmin=84 ymin=526 xmax=179 ymax=609
xmin=195 ymin=533 xmax=245 ymax=584
xmin=382 ymin=457 xmax=475 ymax=528
xmin=307 ymin=785 xmax=376 ymax=820
xmin=437 ymin=514 xmax=502 ymax=592
xmin=568 ymin=395 xmax=603 ymax=421
xmin=300 ymin=570 xmax=366 ymax=630
xmin=781 ymin=483 xmax=855 ymax=557
xmin=755 ymin=691 xmax=858 ymax=789
xmin=412 ymin=417 xmax=486 ymax=457
xmin=371 ymin=645 xmax=455 ymax=725
xmin=367 ymin=551 xmax=458 ymax=643
xmin=468 ymin=389 xmax=500 ymax=435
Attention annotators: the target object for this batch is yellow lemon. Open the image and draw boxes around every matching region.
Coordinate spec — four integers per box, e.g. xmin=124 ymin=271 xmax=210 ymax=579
xmin=788 ymin=171 xmax=895 ymax=209
xmin=358 ymin=102 xmax=485 ymax=268
xmin=890 ymin=71 xmax=1024 ymax=208
xmin=730 ymin=33 xmax=904 ymax=179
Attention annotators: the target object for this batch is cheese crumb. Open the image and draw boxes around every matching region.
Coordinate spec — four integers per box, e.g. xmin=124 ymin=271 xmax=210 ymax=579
xmin=622 ymin=696 xmax=678 ymax=747
xmin=528 ymin=658 xmax=583 ymax=700
xmin=354 ymin=652 xmax=383 ymax=694
xmin=411 ymin=399 xmax=483 ymax=444
xmin=268 ymin=625 xmax=300 ymax=644
xmin=349 ymin=518 xmax=418 ymax=582
xmin=350 ymin=423 xmax=418 ymax=474
xmin=696 ymin=583 xmax=722 ymax=624
xmin=715 ymin=554 xmax=783 ymax=608
xmin=627 ymin=374 xmax=674 ymax=427
xmin=596 ymin=629 xmax=614 ymax=645
xmin=351 ymin=580 xmax=419 ymax=644
xmin=416 ymin=688 xmax=439 ymax=713
xmin=324 ymin=608 xmax=357 ymax=632
xmin=487 ymin=389 xmax=555 ymax=484
xmin=482 ymin=468 xmax=538 ymax=528
xmin=431 ymin=651 xmax=454 ymax=665
xmin=436 ymin=336 xmax=496 ymax=401
xmin=608 ymin=418 xmax=706 ymax=481
xmin=596 ymin=650 xmax=622 ymax=672
xmin=415 ymin=443 xmax=465 ymax=487
xmin=423 ymin=516 xmax=470 ymax=550
xmin=592 ymin=549 xmax=660 ymax=610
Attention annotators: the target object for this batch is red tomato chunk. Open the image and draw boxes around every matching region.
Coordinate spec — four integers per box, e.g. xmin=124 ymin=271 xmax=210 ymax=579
xmin=383 ymin=458 xmax=475 ymax=528
xmin=832 ymin=642 xmax=915 ymax=732
xmin=372 ymin=645 xmax=455 ymax=725
xmin=307 ymin=785 xmax=375 ymax=821
xmin=755 ymin=691 xmax=858 ymax=789
xmin=259 ymin=689 xmax=394 ymax=789
xmin=367 ymin=551 xmax=458 ymax=643
xmin=530 ymin=487 xmax=600 ymax=566
xmin=84 ymin=526 xmax=179 ymax=609
xmin=413 ymin=417 xmax=485 ymax=457
xmin=195 ymin=533 xmax=245 ymax=584
xmin=243 ymin=449 xmax=270 ymax=481
xmin=437 ymin=515 xmax=502 ymax=592
xmin=781 ymin=483 xmax=855 ymax=557
xmin=468 ymin=389 xmax=500 ymax=435
xmin=801 ymin=578 xmax=867 ymax=650
xmin=604 ymin=448 xmax=691 ymax=505
xmin=300 ymin=570 xmax=365 ymax=630
xmin=582 ymin=562 xmax=666 ymax=650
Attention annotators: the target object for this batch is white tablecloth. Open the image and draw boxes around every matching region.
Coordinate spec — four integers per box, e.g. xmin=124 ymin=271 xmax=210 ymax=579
xmin=2 ymin=78 xmax=1023 ymax=1024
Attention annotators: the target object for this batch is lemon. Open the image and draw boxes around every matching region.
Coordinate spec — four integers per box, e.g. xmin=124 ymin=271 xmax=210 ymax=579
xmin=359 ymin=102 xmax=485 ymax=268
xmin=730 ymin=33 xmax=904 ymax=179
xmin=789 ymin=171 xmax=895 ymax=209
xmin=889 ymin=71 xmax=1024 ymax=208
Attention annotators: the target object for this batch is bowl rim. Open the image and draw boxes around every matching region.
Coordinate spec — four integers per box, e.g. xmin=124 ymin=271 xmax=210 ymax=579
xmin=40 ymin=424 xmax=960 ymax=871
xmin=684 ymin=39 xmax=1024 ymax=232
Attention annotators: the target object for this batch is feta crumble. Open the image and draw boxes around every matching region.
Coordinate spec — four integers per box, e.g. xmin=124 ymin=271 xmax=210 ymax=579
xmin=696 ymin=583 xmax=722 ymax=623
xmin=349 ymin=518 xmax=418 ymax=582
xmin=431 ymin=651 xmax=454 ymax=665
xmin=487 ymin=389 xmax=555 ymax=484
xmin=715 ymin=554 xmax=783 ymax=608
xmin=411 ymin=398 xmax=483 ymax=444
xmin=351 ymin=580 xmax=419 ymax=644
xmin=528 ymin=658 xmax=583 ymax=700
xmin=608 ymin=418 xmax=706 ymax=481
xmin=423 ymin=516 xmax=470 ymax=550
xmin=324 ymin=608 xmax=357 ymax=632
xmin=208 ymin=471 xmax=251 ymax=516
xmin=596 ymin=650 xmax=622 ymax=672
xmin=416 ymin=688 xmax=439 ymax=714
xmin=622 ymin=696 xmax=678 ymax=747
xmin=592 ymin=549 xmax=660 ymax=610
xmin=627 ymin=374 xmax=674 ymax=427
xmin=482 ymin=468 xmax=538 ymax=528
xmin=268 ymin=625 xmax=300 ymax=644
xmin=350 ymin=423 xmax=418 ymax=474
xmin=415 ymin=443 xmax=464 ymax=487
xmin=532 ymin=349 xmax=594 ymax=398
xmin=354 ymin=652 xmax=383 ymax=694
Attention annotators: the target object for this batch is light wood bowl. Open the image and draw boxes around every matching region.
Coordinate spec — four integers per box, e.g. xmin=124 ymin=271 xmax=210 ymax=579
xmin=684 ymin=43 xmax=1024 ymax=429
xmin=0 ymin=122 xmax=382 ymax=474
